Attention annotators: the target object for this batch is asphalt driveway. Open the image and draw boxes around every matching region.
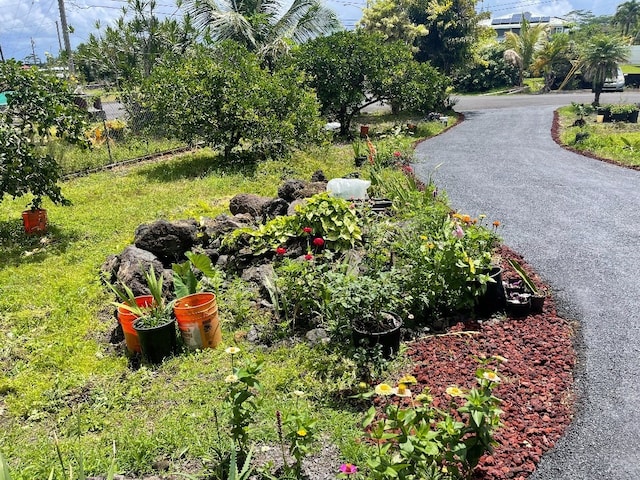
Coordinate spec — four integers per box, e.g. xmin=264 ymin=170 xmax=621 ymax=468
xmin=413 ymin=94 xmax=640 ymax=479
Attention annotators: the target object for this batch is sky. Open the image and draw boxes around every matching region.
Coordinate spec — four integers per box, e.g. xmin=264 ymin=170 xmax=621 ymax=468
xmin=0 ymin=0 xmax=620 ymax=63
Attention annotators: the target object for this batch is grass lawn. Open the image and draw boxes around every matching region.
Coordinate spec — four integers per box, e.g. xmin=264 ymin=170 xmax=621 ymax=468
xmin=556 ymin=106 xmax=640 ymax=168
xmin=0 ymin=120 xmax=443 ymax=478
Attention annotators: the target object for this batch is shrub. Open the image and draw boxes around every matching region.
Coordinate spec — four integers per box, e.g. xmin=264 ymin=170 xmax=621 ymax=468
xmin=136 ymin=42 xmax=324 ymax=161
xmin=0 ymin=61 xmax=88 ymax=209
xmin=453 ymin=44 xmax=519 ymax=93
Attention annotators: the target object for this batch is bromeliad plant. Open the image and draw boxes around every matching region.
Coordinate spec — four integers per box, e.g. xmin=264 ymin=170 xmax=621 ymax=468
xmin=354 ymin=360 xmax=503 ymax=480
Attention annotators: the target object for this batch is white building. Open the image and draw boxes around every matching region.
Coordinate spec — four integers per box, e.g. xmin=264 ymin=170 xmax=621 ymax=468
xmin=479 ymin=12 xmax=570 ymax=41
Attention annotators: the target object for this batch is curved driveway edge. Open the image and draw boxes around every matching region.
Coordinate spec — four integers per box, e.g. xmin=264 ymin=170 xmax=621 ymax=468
xmin=413 ymin=97 xmax=640 ymax=479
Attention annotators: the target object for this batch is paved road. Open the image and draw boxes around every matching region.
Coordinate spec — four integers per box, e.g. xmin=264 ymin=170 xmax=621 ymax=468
xmin=413 ymin=94 xmax=640 ymax=479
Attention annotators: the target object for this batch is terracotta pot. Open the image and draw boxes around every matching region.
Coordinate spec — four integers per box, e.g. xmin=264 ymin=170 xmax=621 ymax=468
xmin=360 ymin=125 xmax=370 ymax=138
xmin=22 ymin=209 xmax=47 ymax=235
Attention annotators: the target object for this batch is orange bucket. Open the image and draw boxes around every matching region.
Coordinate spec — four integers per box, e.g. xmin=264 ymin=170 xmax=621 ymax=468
xmin=173 ymin=292 xmax=221 ymax=350
xmin=22 ymin=209 xmax=47 ymax=235
xmin=117 ymin=295 xmax=154 ymax=354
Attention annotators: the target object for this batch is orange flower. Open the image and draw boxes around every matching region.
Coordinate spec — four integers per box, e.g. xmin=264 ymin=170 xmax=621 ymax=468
xmin=492 ymin=220 xmax=501 ymax=228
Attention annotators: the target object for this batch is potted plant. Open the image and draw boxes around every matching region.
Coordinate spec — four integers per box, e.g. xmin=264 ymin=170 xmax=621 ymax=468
xmin=0 ymin=62 xmax=88 ymax=232
xmin=21 ymin=197 xmax=48 ymax=235
xmin=570 ymin=102 xmax=594 ymax=127
xmin=609 ymin=103 xmax=637 ymax=123
xmin=172 ymin=252 xmax=224 ymax=350
xmin=352 ymin=140 xmax=367 ymax=167
xmin=508 ymin=259 xmax=545 ymax=313
xmin=113 ymin=266 xmax=177 ymax=364
xmin=323 ymin=269 xmax=408 ymax=358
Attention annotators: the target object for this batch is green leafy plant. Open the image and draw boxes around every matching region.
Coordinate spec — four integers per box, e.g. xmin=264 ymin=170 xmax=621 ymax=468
xmin=172 ymin=251 xmax=225 ymax=298
xmin=359 ymin=361 xmax=503 ymax=479
xmin=108 ymin=265 xmax=172 ymax=328
xmin=608 ymin=103 xmax=638 ymax=114
xmin=0 ymin=61 xmax=89 ymax=210
xmin=223 ymin=348 xmax=263 ymax=461
xmin=281 ymin=392 xmax=318 ymax=478
xmin=0 ymin=451 xmax=11 ymax=480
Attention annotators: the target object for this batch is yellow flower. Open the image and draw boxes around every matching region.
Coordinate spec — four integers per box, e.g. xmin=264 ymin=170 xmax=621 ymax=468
xmin=483 ymin=371 xmax=501 ymax=383
xmin=374 ymin=383 xmax=396 ymax=396
xmin=395 ymin=383 xmax=412 ymax=398
xmin=398 ymin=374 xmax=418 ymax=385
xmin=225 ymin=346 xmax=240 ymax=355
xmin=225 ymin=374 xmax=239 ymax=383
xmin=358 ymin=382 xmax=368 ymax=390
xmin=297 ymin=428 xmax=307 ymax=437
xmin=445 ymin=386 xmax=464 ymax=397
xmin=415 ymin=392 xmax=433 ymax=404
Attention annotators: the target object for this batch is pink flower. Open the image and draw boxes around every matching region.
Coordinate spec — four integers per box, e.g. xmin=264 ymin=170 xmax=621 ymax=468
xmin=339 ymin=463 xmax=358 ymax=475
xmin=303 ymin=227 xmax=313 ymax=234
xmin=304 ymin=253 xmax=313 ymax=261
xmin=276 ymin=247 xmax=287 ymax=255
xmin=312 ymin=237 xmax=325 ymax=247
xmin=393 ymin=151 xmax=402 ymax=157
xmin=453 ymin=225 xmax=464 ymax=238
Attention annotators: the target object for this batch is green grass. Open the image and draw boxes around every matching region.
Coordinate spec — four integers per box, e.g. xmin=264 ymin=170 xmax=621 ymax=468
xmin=0 ymin=117 xmax=449 ymax=477
xmin=621 ymin=64 xmax=640 ymax=74
xmin=556 ymin=106 xmax=640 ymax=167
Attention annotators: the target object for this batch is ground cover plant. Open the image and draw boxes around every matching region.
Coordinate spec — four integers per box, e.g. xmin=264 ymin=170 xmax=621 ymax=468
xmin=555 ymin=105 xmax=640 ymax=168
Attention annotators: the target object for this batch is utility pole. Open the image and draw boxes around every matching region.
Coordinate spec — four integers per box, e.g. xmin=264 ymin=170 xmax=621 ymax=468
xmin=30 ymin=37 xmax=37 ymax=65
xmin=0 ymin=44 xmax=5 ymax=63
xmin=57 ymin=0 xmax=75 ymax=75
xmin=55 ymin=21 xmax=63 ymax=53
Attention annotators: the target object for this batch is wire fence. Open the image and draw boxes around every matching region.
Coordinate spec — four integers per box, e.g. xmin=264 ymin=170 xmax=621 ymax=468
xmin=59 ymin=94 xmax=189 ymax=177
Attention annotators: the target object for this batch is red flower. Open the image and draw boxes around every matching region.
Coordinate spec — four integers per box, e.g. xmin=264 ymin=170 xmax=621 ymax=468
xmin=393 ymin=151 xmax=402 ymax=157
xmin=304 ymin=253 xmax=313 ymax=261
xmin=302 ymin=227 xmax=313 ymax=234
xmin=276 ymin=247 xmax=287 ymax=255
xmin=312 ymin=237 xmax=325 ymax=247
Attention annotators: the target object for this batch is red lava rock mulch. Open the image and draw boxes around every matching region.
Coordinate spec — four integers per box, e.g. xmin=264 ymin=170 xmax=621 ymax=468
xmin=405 ymin=245 xmax=577 ymax=480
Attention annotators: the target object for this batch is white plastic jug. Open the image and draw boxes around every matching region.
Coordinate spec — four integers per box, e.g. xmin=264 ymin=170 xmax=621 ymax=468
xmin=326 ymin=178 xmax=371 ymax=200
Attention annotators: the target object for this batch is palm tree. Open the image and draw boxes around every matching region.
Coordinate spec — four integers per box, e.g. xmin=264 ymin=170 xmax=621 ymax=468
xmin=504 ymin=17 xmax=549 ymax=85
xmin=580 ymin=35 xmax=629 ymax=105
xmin=533 ymin=33 xmax=573 ymax=92
xmin=182 ymin=0 xmax=341 ymax=61
xmin=613 ymin=0 xmax=640 ymax=38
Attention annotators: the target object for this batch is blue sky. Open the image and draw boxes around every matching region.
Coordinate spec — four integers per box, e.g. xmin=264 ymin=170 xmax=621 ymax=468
xmin=0 ymin=0 xmax=620 ymax=63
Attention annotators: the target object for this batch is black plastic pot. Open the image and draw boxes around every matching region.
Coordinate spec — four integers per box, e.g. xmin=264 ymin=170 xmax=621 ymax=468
xmin=505 ymin=299 xmax=530 ymax=318
xmin=629 ymin=110 xmax=639 ymax=123
xmin=530 ymin=294 xmax=546 ymax=313
xmin=352 ymin=313 xmax=402 ymax=359
xmin=354 ymin=155 xmax=368 ymax=167
xmin=133 ymin=318 xmax=177 ymax=364
xmin=474 ymin=267 xmax=505 ymax=317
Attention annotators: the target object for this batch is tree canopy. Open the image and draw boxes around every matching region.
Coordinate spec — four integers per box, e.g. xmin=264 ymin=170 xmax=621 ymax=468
xmin=137 ymin=43 xmax=323 ymax=160
xmin=580 ymin=35 xmax=629 ymax=105
xmin=182 ymin=0 xmax=341 ymax=64
xmin=296 ymin=30 xmax=449 ymax=135
xmin=0 ymin=62 xmax=88 ymax=209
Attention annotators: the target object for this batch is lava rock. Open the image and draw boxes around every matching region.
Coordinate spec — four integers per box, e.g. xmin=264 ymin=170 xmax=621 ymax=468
xmin=278 ymin=179 xmax=306 ymax=201
xmin=134 ymin=219 xmax=198 ymax=264
xmin=229 ymin=193 xmax=271 ymax=218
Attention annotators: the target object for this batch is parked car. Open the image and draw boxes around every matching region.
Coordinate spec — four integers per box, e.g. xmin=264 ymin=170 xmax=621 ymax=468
xmin=602 ymin=67 xmax=625 ymax=92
